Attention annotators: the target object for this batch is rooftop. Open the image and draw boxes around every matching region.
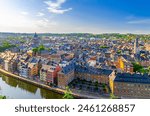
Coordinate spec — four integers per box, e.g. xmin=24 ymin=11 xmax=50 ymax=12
xmin=114 ymin=73 xmax=150 ymax=84
xmin=75 ymin=65 xmax=113 ymax=76
xmin=29 ymin=57 xmax=39 ymax=64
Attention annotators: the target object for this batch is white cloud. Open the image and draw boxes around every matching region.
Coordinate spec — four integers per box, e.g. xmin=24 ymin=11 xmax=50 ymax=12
xmin=21 ymin=11 xmax=29 ymax=15
xmin=36 ymin=18 xmax=57 ymax=28
xmin=44 ymin=0 xmax=72 ymax=14
xmin=37 ymin=12 xmax=45 ymax=17
xmin=128 ymin=19 xmax=150 ymax=24
xmin=48 ymin=7 xmax=72 ymax=14
xmin=0 ymin=1 xmax=59 ymax=33
xmin=0 ymin=5 xmax=58 ymax=33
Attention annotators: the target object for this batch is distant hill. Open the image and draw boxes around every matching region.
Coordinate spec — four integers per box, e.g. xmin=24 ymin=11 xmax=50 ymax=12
xmin=0 ymin=32 xmax=149 ymax=41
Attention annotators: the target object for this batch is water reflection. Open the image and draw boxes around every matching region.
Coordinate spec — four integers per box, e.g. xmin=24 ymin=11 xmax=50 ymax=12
xmin=17 ymin=81 xmax=38 ymax=94
xmin=0 ymin=74 xmax=63 ymax=99
xmin=2 ymin=75 xmax=18 ymax=88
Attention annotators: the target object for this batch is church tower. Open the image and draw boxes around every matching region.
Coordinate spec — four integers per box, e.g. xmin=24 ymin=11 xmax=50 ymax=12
xmin=134 ymin=38 xmax=139 ymax=54
xmin=33 ymin=32 xmax=40 ymax=47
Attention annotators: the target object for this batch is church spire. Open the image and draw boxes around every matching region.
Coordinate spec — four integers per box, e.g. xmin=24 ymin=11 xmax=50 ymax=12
xmin=34 ymin=32 xmax=38 ymax=38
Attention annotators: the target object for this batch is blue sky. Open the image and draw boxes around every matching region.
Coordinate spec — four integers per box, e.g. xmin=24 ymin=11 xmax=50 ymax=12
xmin=0 ymin=0 xmax=150 ymax=34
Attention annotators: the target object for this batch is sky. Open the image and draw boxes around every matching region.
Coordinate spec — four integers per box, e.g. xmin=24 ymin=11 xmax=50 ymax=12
xmin=0 ymin=0 xmax=150 ymax=34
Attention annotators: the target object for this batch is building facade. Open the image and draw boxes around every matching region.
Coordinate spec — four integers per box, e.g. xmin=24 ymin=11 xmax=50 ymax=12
xmin=75 ymin=65 xmax=113 ymax=85
xmin=115 ymin=57 xmax=134 ymax=73
xmin=110 ymin=73 xmax=150 ymax=98
xmin=18 ymin=62 xmax=29 ymax=78
xmin=57 ymin=61 xmax=75 ymax=89
xmin=57 ymin=70 xmax=75 ymax=89
xmin=28 ymin=63 xmax=39 ymax=78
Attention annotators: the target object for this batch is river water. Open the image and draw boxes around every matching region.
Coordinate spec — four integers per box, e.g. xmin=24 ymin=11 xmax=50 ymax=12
xmin=0 ymin=74 xmax=63 ymax=99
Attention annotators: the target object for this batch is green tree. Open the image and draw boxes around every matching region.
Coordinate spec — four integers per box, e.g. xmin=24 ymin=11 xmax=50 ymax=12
xmin=132 ymin=62 xmax=143 ymax=72
xmin=0 ymin=41 xmax=16 ymax=52
xmin=38 ymin=45 xmax=45 ymax=51
xmin=139 ymin=68 xmax=149 ymax=74
xmin=47 ymin=48 xmax=51 ymax=51
xmin=63 ymin=86 xmax=74 ymax=99
xmin=32 ymin=48 xmax=38 ymax=55
xmin=100 ymin=46 xmax=109 ymax=49
xmin=94 ymin=81 xmax=99 ymax=87
xmin=0 ymin=95 xmax=6 ymax=99
xmin=117 ymin=50 xmax=121 ymax=54
xmin=32 ymin=48 xmax=38 ymax=52
xmin=132 ymin=62 xmax=149 ymax=74
xmin=32 ymin=45 xmax=45 ymax=54
xmin=102 ymin=84 xmax=109 ymax=93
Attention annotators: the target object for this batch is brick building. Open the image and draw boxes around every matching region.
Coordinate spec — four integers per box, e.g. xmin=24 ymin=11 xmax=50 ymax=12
xmin=57 ymin=61 xmax=75 ymax=89
xmin=75 ymin=65 xmax=113 ymax=85
xmin=110 ymin=73 xmax=150 ymax=98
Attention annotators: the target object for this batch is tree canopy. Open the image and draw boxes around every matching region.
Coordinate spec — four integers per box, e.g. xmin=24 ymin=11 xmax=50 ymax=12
xmin=0 ymin=95 xmax=6 ymax=99
xmin=32 ymin=45 xmax=45 ymax=53
xmin=132 ymin=62 xmax=149 ymax=74
xmin=0 ymin=41 xmax=16 ymax=52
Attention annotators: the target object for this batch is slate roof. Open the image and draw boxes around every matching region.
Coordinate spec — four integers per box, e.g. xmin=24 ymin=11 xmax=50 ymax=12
xmin=114 ymin=73 xmax=150 ymax=84
xmin=75 ymin=65 xmax=113 ymax=76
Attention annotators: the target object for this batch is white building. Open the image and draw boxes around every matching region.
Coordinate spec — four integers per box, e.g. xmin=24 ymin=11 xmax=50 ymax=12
xmin=18 ymin=63 xmax=29 ymax=78
xmin=4 ymin=60 xmax=9 ymax=71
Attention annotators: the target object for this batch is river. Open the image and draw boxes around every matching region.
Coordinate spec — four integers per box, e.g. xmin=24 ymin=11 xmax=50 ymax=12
xmin=0 ymin=74 xmax=63 ymax=99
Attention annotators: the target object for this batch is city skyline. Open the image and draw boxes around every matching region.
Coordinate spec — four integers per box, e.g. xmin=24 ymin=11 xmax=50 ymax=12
xmin=0 ymin=0 xmax=150 ymax=34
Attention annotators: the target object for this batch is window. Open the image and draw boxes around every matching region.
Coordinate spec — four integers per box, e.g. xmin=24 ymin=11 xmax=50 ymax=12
xmin=138 ymin=85 xmax=140 ymax=87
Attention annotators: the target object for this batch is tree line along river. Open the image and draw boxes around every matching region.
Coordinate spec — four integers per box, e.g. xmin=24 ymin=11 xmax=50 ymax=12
xmin=0 ymin=74 xmax=63 ymax=99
